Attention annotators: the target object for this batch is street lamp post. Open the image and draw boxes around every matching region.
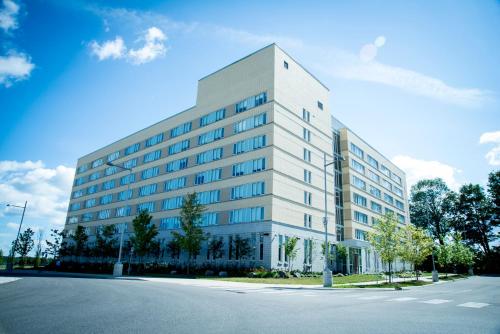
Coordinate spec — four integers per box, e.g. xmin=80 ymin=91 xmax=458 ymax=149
xmin=431 ymin=246 xmax=439 ymax=282
xmin=107 ymin=162 xmax=133 ymax=277
xmin=323 ymin=153 xmax=335 ymax=287
xmin=6 ymin=201 xmax=28 ymax=272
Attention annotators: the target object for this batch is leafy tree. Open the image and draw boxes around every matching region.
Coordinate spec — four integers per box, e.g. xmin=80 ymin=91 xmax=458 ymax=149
xmin=130 ymin=210 xmax=159 ymax=263
xmin=409 ymin=178 xmax=457 ymax=245
xmin=71 ymin=225 xmax=89 ymax=262
xmin=368 ymin=213 xmax=399 ymax=282
xmin=488 ymin=170 xmax=500 ymax=210
xmin=436 ymin=242 xmax=453 ymax=277
xmin=284 ymin=236 xmax=299 ymax=271
xmin=397 ymin=225 xmax=433 ymax=280
xmin=450 ymin=234 xmax=475 ymax=270
xmin=44 ymin=229 xmax=69 ymax=259
xmin=95 ymin=225 xmax=117 ymax=261
xmin=166 ymin=239 xmax=181 ymax=260
xmin=208 ymin=238 xmax=224 ymax=260
xmin=34 ymin=230 xmax=44 ymax=268
xmin=335 ymin=244 xmax=347 ymax=273
xmin=452 ymin=184 xmax=495 ymax=254
xmin=233 ymin=236 xmax=252 ymax=261
xmin=0 ymin=249 xmax=4 ymax=266
xmin=171 ymin=193 xmax=207 ymax=274
xmin=14 ymin=228 xmax=35 ymax=267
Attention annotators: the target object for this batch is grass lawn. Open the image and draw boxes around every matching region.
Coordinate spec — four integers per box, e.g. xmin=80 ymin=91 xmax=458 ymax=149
xmin=206 ymin=274 xmax=384 ymax=285
xmin=340 ymin=280 xmax=432 ymax=288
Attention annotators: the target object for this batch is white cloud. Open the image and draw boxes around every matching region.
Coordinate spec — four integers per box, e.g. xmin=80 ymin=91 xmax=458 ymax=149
xmin=392 ymin=155 xmax=462 ymax=191
xmin=90 ymin=36 xmax=126 ymax=60
xmin=89 ymin=27 xmax=167 ymax=65
xmin=0 ymin=160 xmax=75 ymax=225
xmin=6 ymin=222 xmax=18 ymax=229
xmin=479 ymin=131 xmax=500 ymax=166
xmin=128 ymin=26 xmax=167 ymax=64
xmin=0 ymin=52 xmax=35 ymax=87
xmin=0 ymin=0 xmax=19 ymax=32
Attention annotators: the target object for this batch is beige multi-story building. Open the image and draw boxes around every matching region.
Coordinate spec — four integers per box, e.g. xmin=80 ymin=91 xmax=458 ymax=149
xmin=64 ymin=44 xmax=409 ymax=273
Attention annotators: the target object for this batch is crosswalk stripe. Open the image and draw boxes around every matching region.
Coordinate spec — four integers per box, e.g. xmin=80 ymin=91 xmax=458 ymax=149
xmin=386 ymin=297 xmax=418 ymax=302
xmin=358 ymin=295 xmax=388 ymax=300
xmin=457 ymin=302 xmax=490 ymax=309
xmin=420 ymin=299 xmax=451 ymax=304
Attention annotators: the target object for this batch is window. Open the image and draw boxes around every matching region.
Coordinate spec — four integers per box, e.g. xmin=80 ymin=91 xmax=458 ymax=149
xmin=303 ymin=148 xmax=311 ymax=162
xmin=351 ymin=159 xmax=365 ymax=174
xmin=87 ymin=185 xmax=98 ymax=194
xmin=142 ymin=166 xmax=159 ymax=180
xmin=303 ymin=128 xmax=311 ymax=142
xmin=144 ymin=149 xmax=162 ymax=163
xmin=368 ymin=170 xmax=380 ymax=183
xmin=235 ymin=92 xmax=267 ymax=113
xmin=317 ymin=101 xmax=323 ymax=110
xmin=350 ymin=143 xmax=364 ymax=159
xmin=102 ymin=180 xmax=115 ymax=190
xmin=195 ymin=168 xmax=221 ymax=185
xmin=380 ymin=165 xmax=391 ymax=177
xmin=82 ymin=213 xmax=93 ymax=222
xmin=304 ymin=213 xmax=312 ymax=228
xmin=370 ymin=186 xmax=381 ymax=198
xmin=354 ymin=211 xmax=368 ymax=224
xmin=107 ymin=151 xmax=120 ymax=162
xmin=139 ymin=184 xmax=157 ymax=197
xmin=385 ymin=208 xmax=394 ymax=215
xmin=233 ymin=135 xmax=266 ymax=155
xmin=74 ymin=177 xmax=85 ymax=186
xmin=197 ymin=190 xmax=220 ymax=205
xmin=77 ymin=164 xmax=88 ymax=174
xmin=355 ymin=229 xmax=368 ymax=241
xmin=170 ymin=122 xmax=192 ymax=138
xmin=352 ymin=175 xmax=366 ymax=190
xmin=304 ymin=238 xmax=312 ymax=264
xmin=232 ymin=158 xmax=266 ymax=176
xmin=168 ymin=140 xmax=190 ymax=155
xmin=145 ymin=133 xmax=164 ymax=147
xmin=367 ymin=155 xmax=378 ymax=169
xmin=118 ymin=189 xmax=132 ymax=201
xmin=391 ymin=173 xmax=402 ymax=185
xmin=229 ymin=207 xmax=264 ymax=223
xmin=395 ymin=200 xmax=404 ymax=211
xmin=98 ymin=209 xmax=111 ymax=220
xmin=160 ymin=217 xmax=181 ymax=230
xmin=199 ymin=212 xmax=218 ymax=226
xmin=92 ymin=158 xmax=103 ymax=169
xmin=393 ymin=186 xmax=404 ymax=198
xmin=68 ymin=216 xmax=79 ymax=224
xmin=200 ymin=109 xmax=225 ymax=127
xmin=69 ymin=202 xmax=81 ymax=211
xmin=353 ymin=193 xmax=367 ymax=207
xmin=125 ymin=143 xmax=140 ymax=156
xmin=120 ymin=173 xmax=136 ymax=186
xmin=234 ymin=113 xmax=266 ymax=134
xmin=123 ymin=158 xmax=138 ymax=169
xmin=231 ymin=182 xmax=265 ymax=200
xmin=100 ymin=194 xmax=113 ymax=205
xmin=165 ymin=177 xmax=187 ymax=192
xmin=137 ymin=201 xmax=155 ymax=213
xmin=302 ymin=108 xmax=310 ymax=122
xmin=116 ymin=206 xmax=131 ymax=217
xmin=198 ymin=128 xmax=224 ymax=145
xmin=381 ymin=179 xmax=392 ymax=191
xmin=371 ymin=201 xmax=382 ymax=213
xmin=304 ymin=191 xmax=312 ymax=205
xmin=197 ymin=147 xmax=223 ymax=164
xmin=162 ymin=196 xmax=183 ymax=210
xmin=166 ymin=158 xmax=188 ymax=173
xmin=384 ymin=193 xmax=394 ymax=205
xmin=304 ymin=170 xmax=312 ymax=184
xmin=85 ymin=198 xmax=96 ymax=208
xmin=89 ymin=171 xmax=100 ymax=181
xmin=278 ymin=235 xmax=283 ymax=262
xmin=73 ymin=190 xmax=84 ymax=199
xmin=397 ymin=214 xmax=405 ymax=224
xmin=283 ymin=61 xmax=289 ymax=69
xmin=104 ymin=166 xmax=118 ymax=176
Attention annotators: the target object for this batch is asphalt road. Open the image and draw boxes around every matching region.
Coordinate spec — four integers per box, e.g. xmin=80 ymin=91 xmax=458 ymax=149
xmin=0 ymin=275 xmax=498 ymax=334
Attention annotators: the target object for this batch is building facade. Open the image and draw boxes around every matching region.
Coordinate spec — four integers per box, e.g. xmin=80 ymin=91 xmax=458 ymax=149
xmin=64 ymin=44 xmax=409 ymax=273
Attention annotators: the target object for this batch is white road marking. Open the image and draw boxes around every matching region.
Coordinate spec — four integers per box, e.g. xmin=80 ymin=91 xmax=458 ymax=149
xmin=420 ymin=299 xmax=451 ymax=304
xmin=0 ymin=277 xmax=21 ymax=285
xmin=358 ymin=295 xmax=388 ymax=300
xmin=457 ymin=302 xmax=490 ymax=309
xmin=386 ymin=297 xmax=418 ymax=302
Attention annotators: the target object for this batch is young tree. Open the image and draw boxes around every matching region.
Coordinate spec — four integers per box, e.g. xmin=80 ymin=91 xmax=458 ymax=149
xmin=71 ymin=225 xmax=89 ymax=262
xmin=233 ymin=236 xmax=252 ymax=261
xmin=95 ymin=225 xmax=117 ymax=261
xmin=34 ymin=230 xmax=44 ymax=268
xmin=453 ymin=184 xmax=496 ymax=255
xmin=335 ymin=244 xmax=347 ymax=274
xmin=368 ymin=213 xmax=399 ymax=282
xmin=44 ymin=229 xmax=69 ymax=259
xmin=409 ymin=178 xmax=457 ymax=245
xmin=166 ymin=239 xmax=181 ymax=260
xmin=436 ymin=242 xmax=453 ymax=277
xmin=208 ymin=238 xmax=224 ymax=260
xmin=14 ymin=228 xmax=35 ymax=267
xmin=450 ymin=234 xmax=475 ymax=271
xmin=171 ymin=193 xmax=207 ymax=274
xmin=130 ymin=210 xmax=159 ymax=264
xmin=0 ymin=249 xmax=4 ymax=266
xmin=284 ymin=236 xmax=299 ymax=272
xmin=398 ymin=225 xmax=433 ymax=280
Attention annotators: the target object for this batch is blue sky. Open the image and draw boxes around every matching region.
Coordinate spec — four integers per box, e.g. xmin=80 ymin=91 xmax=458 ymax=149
xmin=0 ymin=0 xmax=499 ymax=253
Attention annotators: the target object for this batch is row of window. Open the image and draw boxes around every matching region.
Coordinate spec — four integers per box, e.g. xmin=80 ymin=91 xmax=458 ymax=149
xmin=350 ymin=158 xmax=404 ymax=199
xmin=353 ymin=210 xmax=406 ymax=226
xmin=351 ymin=176 xmax=405 ymax=212
xmin=353 ymin=192 xmax=404 ymax=214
